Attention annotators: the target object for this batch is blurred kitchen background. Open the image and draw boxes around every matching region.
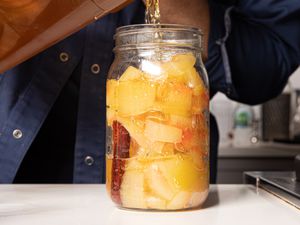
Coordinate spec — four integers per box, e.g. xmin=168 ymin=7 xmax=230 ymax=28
xmin=213 ymin=66 xmax=300 ymax=184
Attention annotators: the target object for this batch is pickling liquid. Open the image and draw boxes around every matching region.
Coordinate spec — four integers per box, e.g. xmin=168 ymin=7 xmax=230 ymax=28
xmin=106 ymin=52 xmax=209 ymax=210
xmin=145 ymin=0 xmax=161 ymax=24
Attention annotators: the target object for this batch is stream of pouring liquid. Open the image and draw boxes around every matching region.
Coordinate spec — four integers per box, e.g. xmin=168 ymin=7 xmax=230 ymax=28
xmin=145 ymin=0 xmax=160 ymax=24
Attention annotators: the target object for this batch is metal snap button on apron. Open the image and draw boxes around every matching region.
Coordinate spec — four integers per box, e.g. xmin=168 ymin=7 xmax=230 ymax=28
xmin=13 ymin=129 xmax=23 ymax=139
xmin=84 ymin=156 xmax=94 ymax=166
xmin=91 ymin=64 xmax=100 ymax=74
xmin=59 ymin=52 xmax=69 ymax=62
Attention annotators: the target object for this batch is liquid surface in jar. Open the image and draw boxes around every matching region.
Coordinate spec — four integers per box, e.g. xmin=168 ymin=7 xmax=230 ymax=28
xmin=106 ymin=53 xmax=209 ymax=210
xmin=145 ymin=0 xmax=160 ymax=24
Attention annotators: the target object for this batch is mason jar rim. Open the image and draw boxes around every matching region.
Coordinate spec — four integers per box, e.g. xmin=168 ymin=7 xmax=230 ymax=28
xmin=116 ymin=24 xmax=203 ymax=35
xmin=114 ymin=24 xmax=203 ymax=51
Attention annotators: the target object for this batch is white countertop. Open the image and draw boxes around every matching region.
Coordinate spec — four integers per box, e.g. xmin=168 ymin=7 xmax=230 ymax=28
xmin=0 ymin=185 xmax=299 ymax=225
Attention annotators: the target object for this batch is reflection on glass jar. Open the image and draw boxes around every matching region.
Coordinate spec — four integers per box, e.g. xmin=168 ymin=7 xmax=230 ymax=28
xmin=106 ymin=24 xmax=209 ymax=210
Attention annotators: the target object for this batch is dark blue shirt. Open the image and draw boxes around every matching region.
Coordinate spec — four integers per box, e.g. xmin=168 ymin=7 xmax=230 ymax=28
xmin=0 ymin=0 xmax=299 ymax=183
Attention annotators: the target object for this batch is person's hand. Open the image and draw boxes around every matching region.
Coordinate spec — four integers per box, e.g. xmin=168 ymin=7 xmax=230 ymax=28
xmin=143 ymin=0 xmax=210 ymax=61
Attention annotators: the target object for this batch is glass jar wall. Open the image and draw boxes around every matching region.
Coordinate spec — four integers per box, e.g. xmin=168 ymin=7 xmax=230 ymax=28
xmin=106 ymin=24 xmax=209 ymax=210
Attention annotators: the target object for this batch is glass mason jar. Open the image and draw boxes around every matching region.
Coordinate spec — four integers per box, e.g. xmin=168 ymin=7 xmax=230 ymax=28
xmin=106 ymin=24 xmax=209 ymax=210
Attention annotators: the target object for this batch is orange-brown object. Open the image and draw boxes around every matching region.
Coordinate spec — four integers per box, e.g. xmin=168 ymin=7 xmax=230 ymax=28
xmin=111 ymin=121 xmax=130 ymax=205
xmin=0 ymin=0 xmax=132 ymax=73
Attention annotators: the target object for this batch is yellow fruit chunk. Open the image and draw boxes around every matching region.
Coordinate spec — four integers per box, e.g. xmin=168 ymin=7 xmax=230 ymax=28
xmin=189 ymin=191 xmax=209 ymax=207
xmin=167 ymin=191 xmax=191 ymax=210
xmin=157 ymin=154 xmax=203 ymax=192
xmin=118 ymin=80 xmax=156 ymax=116
xmin=106 ymin=79 xmax=118 ymax=110
xmin=129 ymin=139 xmax=139 ymax=158
xmin=161 ymin=53 xmax=196 ymax=81
xmin=161 ymin=53 xmax=207 ymax=98
xmin=120 ymin=169 xmax=147 ymax=209
xmin=145 ymin=163 xmax=175 ymax=201
xmin=106 ymin=156 xmax=112 ymax=196
xmin=144 ymin=111 xmax=168 ymax=123
xmin=191 ymin=95 xmax=202 ymax=114
xmin=190 ymin=150 xmax=206 ymax=170
xmin=117 ymin=116 xmax=149 ymax=148
xmin=192 ymin=92 xmax=209 ymax=114
xmin=137 ymin=142 xmax=165 ymax=157
xmin=157 ymin=83 xmax=193 ymax=117
xmin=169 ymin=114 xmax=193 ymax=129
xmin=119 ymin=66 xmax=143 ymax=81
xmin=182 ymin=115 xmax=208 ymax=148
xmin=141 ymin=60 xmax=167 ymax=81
xmin=106 ymin=108 xmax=116 ymax=127
xmin=181 ymin=129 xmax=201 ymax=150
xmin=125 ymin=158 xmax=144 ymax=171
xmin=146 ymin=196 xmax=167 ymax=210
xmin=144 ymin=120 xmax=182 ymax=143
xmin=185 ymin=68 xmax=205 ymax=96
xmin=161 ymin=143 xmax=175 ymax=155
xmin=117 ymin=117 xmax=165 ymax=156
xmin=161 ymin=62 xmax=186 ymax=83
xmin=172 ymin=53 xmax=196 ymax=68
xmin=106 ymin=79 xmax=119 ymax=126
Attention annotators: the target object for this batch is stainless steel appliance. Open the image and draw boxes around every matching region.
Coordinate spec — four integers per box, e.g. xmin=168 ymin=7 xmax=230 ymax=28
xmin=290 ymin=90 xmax=300 ymax=140
xmin=262 ymin=90 xmax=300 ymax=143
xmin=244 ymin=154 xmax=300 ymax=208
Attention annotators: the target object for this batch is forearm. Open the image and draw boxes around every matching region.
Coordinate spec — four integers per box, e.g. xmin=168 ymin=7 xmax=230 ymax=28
xmin=207 ymin=0 xmax=300 ymax=104
xmin=159 ymin=0 xmax=210 ymax=61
